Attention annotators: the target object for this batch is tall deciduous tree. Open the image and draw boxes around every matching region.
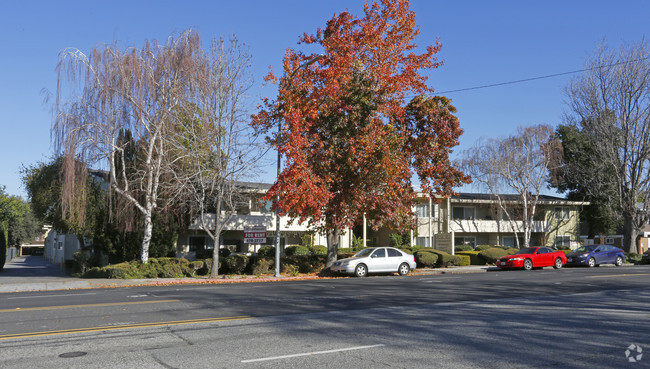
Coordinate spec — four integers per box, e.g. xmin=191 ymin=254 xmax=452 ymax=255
xmin=458 ymin=125 xmax=560 ymax=248
xmin=165 ymin=37 xmax=260 ymax=278
xmin=0 ymin=187 xmax=39 ymax=271
xmin=22 ymin=158 xmax=108 ymax=263
xmin=559 ymin=40 xmax=650 ymax=253
xmin=252 ymin=0 xmax=470 ymax=266
xmin=52 ymin=30 xmax=238 ymax=263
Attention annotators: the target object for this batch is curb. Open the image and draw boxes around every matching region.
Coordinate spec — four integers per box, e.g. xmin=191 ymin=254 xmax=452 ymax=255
xmin=0 ymin=266 xmax=494 ymax=293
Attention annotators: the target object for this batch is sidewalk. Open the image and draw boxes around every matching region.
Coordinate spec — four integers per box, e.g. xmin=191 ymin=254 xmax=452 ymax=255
xmin=0 ymin=255 xmax=492 ymax=293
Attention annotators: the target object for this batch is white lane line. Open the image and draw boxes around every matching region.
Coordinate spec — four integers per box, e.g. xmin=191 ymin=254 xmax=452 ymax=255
xmin=241 ymin=344 xmax=385 ymax=363
xmin=7 ymin=293 xmax=97 ymax=300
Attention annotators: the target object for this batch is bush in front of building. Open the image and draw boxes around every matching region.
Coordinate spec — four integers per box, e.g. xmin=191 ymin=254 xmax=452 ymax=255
xmin=430 ymin=249 xmax=463 ymax=267
xmin=281 ymin=255 xmax=326 ymax=274
xmin=625 ymin=252 xmax=642 ymax=264
xmin=415 ymin=249 xmax=439 ymax=267
xmin=478 ymin=247 xmax=511 ymax=264
xmin=456 ymin=254 xmax=471 ymax=266
xmin=455 ymin=245 xmax=474 ymax=252
xmin=337 ymin=248 xmax=356 ymax=258
xmin=257 ymin=246 xmax=275 ymax=258
xmin=456 ymin=251 xmax=483 ymax=265
xmin=146 ymin=257 xmax=193 ymax=278
xmin=285 ymin=245 xmax=310 ymax=256
xmin=398 ymin=246 xmax=414 ymax=253
xmin=310 ymin=245 xmax=327 ymax=255
xmin=251 ymin=257 xmax=274 ymax=275
xmin=221 ymin=254 xmax=249 ymax=274
xmin=81 ymin=257 xmax=194 ymax=279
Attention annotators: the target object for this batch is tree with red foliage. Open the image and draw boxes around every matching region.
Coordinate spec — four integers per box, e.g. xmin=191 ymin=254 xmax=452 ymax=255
xmin=252 ymin=0 xmax=470 ymax=267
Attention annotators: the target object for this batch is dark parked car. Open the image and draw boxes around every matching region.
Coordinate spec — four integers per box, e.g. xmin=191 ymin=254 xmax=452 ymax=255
xmin=566 ymin=244 xmax=625 ymax=267
xmin=641 ymin=251 xmax=650 ymax=264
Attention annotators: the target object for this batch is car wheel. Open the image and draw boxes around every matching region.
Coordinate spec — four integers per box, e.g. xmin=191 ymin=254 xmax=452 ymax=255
xmin=615 ymin=256 xmax=623 ymax=266
xmin=354 ymin=264 xmax=368 ymax=277
xmin=523 ymin=259 xmax=533 ymax=271
xmin=553 ymin=258 xmax=563 ymax=269
xmin=398 ymin=263 xmax=410 ymax=276
xmin=587 ymin=257 xmax=596 ymax=267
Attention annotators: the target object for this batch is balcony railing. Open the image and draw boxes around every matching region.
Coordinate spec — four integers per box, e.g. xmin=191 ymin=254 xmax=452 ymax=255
xmin=190 ymin=213 xmax=313 ymax=231
xmin=449 ymin=219 xmax=550 ymax=233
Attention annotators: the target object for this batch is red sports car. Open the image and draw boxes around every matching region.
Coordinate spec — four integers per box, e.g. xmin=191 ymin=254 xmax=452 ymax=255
xmin=496 ymin=247 xmax=567 ymax=270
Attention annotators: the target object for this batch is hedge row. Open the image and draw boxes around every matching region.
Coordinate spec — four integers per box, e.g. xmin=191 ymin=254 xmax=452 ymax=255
xmin=456 ymin=251 xmax=483 ymax=265
xmin=81 ymin=254 xmax=330 ymax=279
xmin=82 ymin=257 xmax=209 ymax=279
xmin=414 ymin=249 xmax=464 ymax=268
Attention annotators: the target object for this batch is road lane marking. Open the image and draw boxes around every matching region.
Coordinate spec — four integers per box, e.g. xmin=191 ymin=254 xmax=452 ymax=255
xmin=0 ymin=316 xmax=251 ymax=340
xmin=241 ymin=344 xmax=385 ymax=363
xmin=0 ymin=299 xmax=180 ymax=313
xmin=7 ymin=292 xmax=98 ymax=300
xmin=586 ymin=273 xmax=649 ymax=279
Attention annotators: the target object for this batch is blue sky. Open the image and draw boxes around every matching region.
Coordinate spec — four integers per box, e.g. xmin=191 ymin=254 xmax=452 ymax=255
xmin=1 ymin=0 xmax=648 ymax=198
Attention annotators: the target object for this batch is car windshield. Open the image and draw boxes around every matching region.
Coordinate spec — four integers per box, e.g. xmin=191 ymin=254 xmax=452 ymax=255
xmin=354 ymin=248 xmax=374 ymax=258
xmin=515 ymin=247 xmax=537 ymax=254
xmin=573 ymin=245 xmax=596 ymax=253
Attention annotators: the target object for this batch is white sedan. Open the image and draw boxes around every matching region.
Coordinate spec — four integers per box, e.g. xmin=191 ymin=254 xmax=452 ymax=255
xmin=330 ymin=247 xmax=416 ymax=277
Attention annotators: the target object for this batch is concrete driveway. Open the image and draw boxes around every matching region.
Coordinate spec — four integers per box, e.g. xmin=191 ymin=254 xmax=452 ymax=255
xmin=1 ymin=255 xmax=66 ymax=279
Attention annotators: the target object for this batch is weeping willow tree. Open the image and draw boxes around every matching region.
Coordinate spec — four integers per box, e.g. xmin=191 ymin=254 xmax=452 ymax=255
xmin=52 ymin=30 xmax=254 ymax=263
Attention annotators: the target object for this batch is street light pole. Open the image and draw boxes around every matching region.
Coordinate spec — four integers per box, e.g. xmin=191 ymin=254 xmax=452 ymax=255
xmin=274 ymin=120 xmax=282 ymax=277
xmin=274 ymin=54 xmax=324 ymax=278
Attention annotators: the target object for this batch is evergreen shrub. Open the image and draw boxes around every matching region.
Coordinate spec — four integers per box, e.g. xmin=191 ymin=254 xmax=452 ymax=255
xmin=222 ymin=254 xmax=249 ymax=274
xmin=415 ymin=249 xmax=438 ymax=267
xmin=310 ymin=245 xmax=327 ymax=255
xmin=252 ymin=257 xmax=274 ymax=275
xmin=478 ymin=248 xmax=510 ymax=264
xmin=455 ymin=245 xmax=474 ymax=252
xmin=285 ymin=245 xmax=310 ymax=256
xmin=257 ymin=246 xmax=275 ymax=257
xmin=456 ymin=251 xmax=484 ymax=265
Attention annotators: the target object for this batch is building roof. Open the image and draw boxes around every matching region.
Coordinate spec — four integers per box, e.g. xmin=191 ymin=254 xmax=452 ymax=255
xmin=450 ymin=192 xmax=589 ymax=206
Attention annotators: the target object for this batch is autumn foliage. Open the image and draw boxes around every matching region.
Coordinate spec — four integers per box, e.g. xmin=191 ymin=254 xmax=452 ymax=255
xmin=252 ymin=0 xmax=470 ymax=263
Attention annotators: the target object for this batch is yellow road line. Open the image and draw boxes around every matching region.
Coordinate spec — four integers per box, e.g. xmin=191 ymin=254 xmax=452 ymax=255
xmin=0 ymin=299 xmax=180 ymax=313
xmin=586 ymin=273 xmax=649 ymax=279
xmin=0 ymin=316 xmax=251 ymax=340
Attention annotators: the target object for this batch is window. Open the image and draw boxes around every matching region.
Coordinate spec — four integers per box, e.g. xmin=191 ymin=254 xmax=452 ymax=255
xmin=372 ymin=248 xmax=386 ymax=258
xmin=605 ymin=237 xmax=614 ymax=245
xmin=265 ymin=237 xmax=286 ymax=248
xmin=416 ymin=203 xmax=430 ymax=218
xmin=388 ymin=248 xmax=402 ymax=257
xmin=415 ymin=237 xmax=430 ymax=247
xmin=189 ymin=236 xmax=206 ymax=252
xmin=554 ymin=207 xmax=570 ymax=220
xmin=252 ymin=199 xmax=273 ymax=213
xmin=501 ymin=207 xmax=523 ymax=220
xmin=452 ymin=207 xmax=475 ymax=220
xmin=555 ymin=235 xmax=571 ymax=247
xmin=455 ymin=237 xmax=476 ymax=249
xmin=502 ymin=236 xmax=523 ymax=248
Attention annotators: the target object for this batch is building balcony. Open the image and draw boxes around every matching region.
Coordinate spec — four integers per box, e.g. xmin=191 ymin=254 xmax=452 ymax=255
xmin=189 ymin=213 xmax=313 ymax=232
xmin=449 ymin=219 xmax=550 ymax=233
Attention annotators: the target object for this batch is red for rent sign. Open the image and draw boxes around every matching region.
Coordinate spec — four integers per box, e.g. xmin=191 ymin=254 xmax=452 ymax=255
xmin=244 ymin=226 xmax=267 ymax=244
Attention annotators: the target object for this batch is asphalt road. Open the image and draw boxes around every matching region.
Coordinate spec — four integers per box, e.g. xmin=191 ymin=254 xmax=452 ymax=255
xmin=1 ymin=265 xmax=649 ymax=368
